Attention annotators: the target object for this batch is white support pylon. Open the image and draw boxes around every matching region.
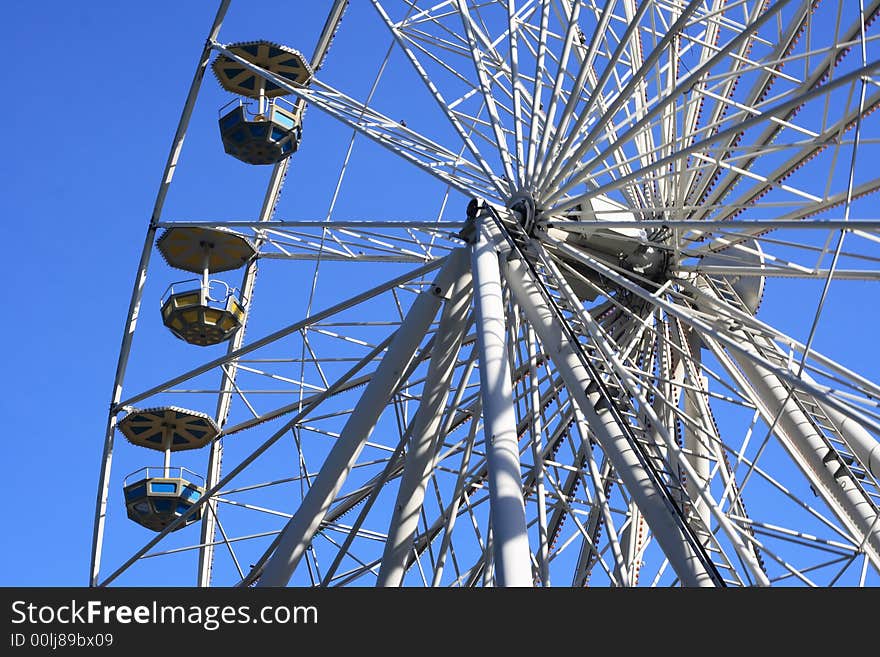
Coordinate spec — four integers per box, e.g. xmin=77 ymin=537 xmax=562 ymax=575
xmin=257 ymin=249 xmax=470 ymax=586
xmin=471 ymin=215 xmax=533 ymax=587
xmin=499 ymin=253 xmax=717 ymax=586
xmin=723 ymin=337 xmax=880 ymax=571
xmin=377 ymin=263 xmax=473 ymax=586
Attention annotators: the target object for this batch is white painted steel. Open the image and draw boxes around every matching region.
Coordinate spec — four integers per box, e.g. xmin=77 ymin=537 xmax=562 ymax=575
xmin=257 ymin=249 xmax=469 ymax=586
xmin=377 ymin=261 xmax=473 ymax=586
xmin=101 ymin=0 xmax=880 ymax=588
xmin=471 ymin=218 xmax=533 ymax=587
xmin=499 ymin=252 xmax=715 ymax=586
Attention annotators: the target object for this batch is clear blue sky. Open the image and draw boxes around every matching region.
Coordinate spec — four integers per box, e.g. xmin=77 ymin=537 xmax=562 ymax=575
xmin=4 ymin=1 xmax=879 ymax=587
xmin=2 ymin=3 xmax=210 ymax=586
xmin=1 ymin=3 xmax=169 ymax=585
xmin=1 ymin=1 xmax=457 ymax=586
xmin=1 ymin=2 xmax=332 ymax=586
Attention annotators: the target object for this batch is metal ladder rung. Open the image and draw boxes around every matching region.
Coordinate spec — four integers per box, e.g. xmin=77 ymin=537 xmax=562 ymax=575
xmin=712 ymin=563 xmax=739 ymax=576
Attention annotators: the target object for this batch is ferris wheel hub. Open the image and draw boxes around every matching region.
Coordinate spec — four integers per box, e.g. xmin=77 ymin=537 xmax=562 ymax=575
xmin=540 ymin=203 xmax=672 ymax=301
xmin=507 ymin=190 xmax=540 ymax=234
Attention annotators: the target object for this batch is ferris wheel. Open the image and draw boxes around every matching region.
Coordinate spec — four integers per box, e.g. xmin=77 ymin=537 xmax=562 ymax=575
xmin=90 ymin=0 xmax=880 ymax=587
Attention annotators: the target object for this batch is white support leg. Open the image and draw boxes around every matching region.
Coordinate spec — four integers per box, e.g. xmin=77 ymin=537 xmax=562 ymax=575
xmin=723 ymin=338 xmax=880 ymax=570
xmin=377 ymin=266 xmax=473 ymax=586
xmin=500 ymin=255 xmax=716 ymax=586
xmin=471 ymin=221 xmax=533 ymax=587
xmin=257 ymin=249 xmax=470 ymax=587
